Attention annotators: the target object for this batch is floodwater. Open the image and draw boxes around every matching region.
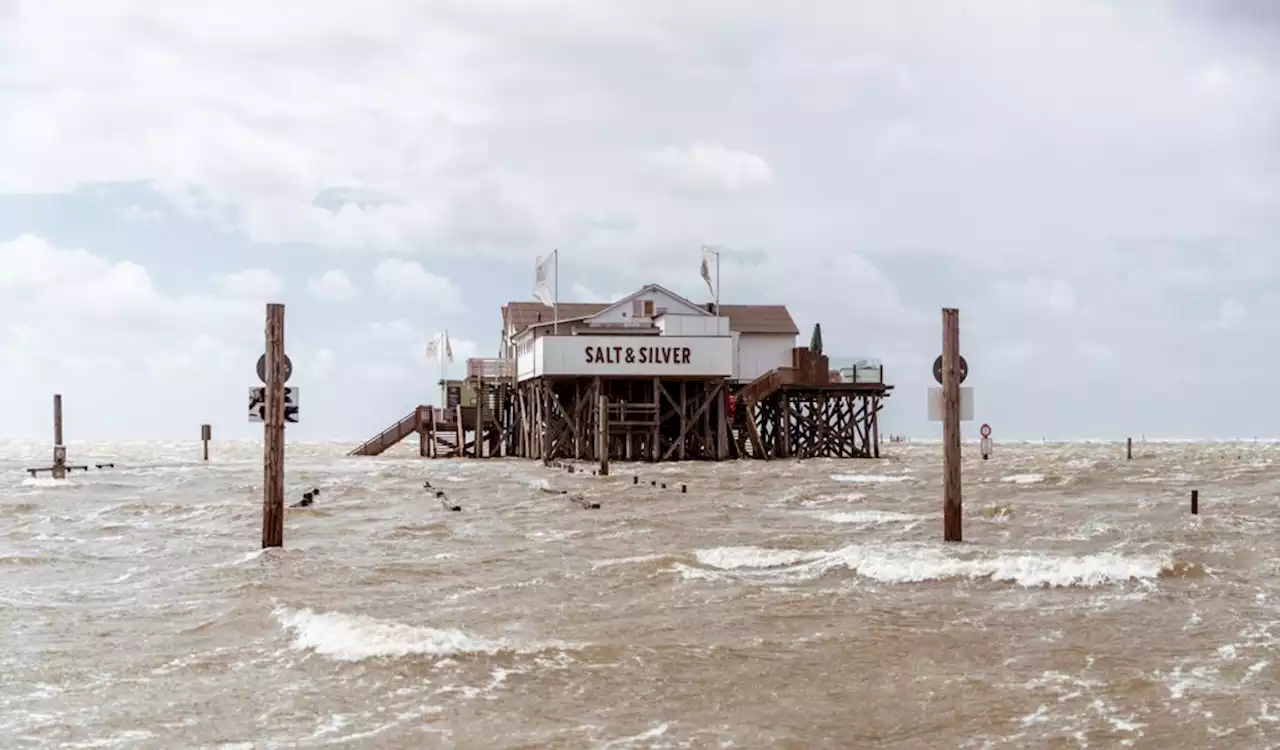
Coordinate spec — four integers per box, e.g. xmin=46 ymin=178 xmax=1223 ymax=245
xmin=1 ymin=438 xmax=1278 ymax=749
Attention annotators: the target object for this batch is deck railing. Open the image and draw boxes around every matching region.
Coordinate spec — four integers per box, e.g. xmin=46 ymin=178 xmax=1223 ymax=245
xmin=467 ymin=358 xmax=515 ymax=381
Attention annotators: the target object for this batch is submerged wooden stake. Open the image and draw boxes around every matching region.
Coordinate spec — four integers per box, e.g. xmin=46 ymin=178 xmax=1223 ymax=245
xmin=261 ymin=303 xmax=286 ymax=549
xmin=201 ymin=424 xmax=211 ymax=461
xmin=942 ymin=308 xmax=962 ymax=543
xmin=1127 ymin=437 xmax=1133 ymax=460
xmin=1191 ymin=489 xmax=1199 ymax=515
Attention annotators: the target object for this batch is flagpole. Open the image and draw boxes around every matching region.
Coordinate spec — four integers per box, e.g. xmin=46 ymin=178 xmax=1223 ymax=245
xmin=715 ymin=250 xmax=721 ymax=316
xmin=553 ymin=249 xmax=559 ymax=336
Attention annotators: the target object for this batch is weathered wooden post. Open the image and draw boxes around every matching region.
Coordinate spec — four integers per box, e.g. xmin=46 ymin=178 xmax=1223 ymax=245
xmin=201 ymin=424 xmax=211 ymax=461
xmin=1127 ymin=437 xmax=1133 ymax=460
xmin=942 ymin=308 xmax=962 ymax=542
xmin=52 ymin=393 xmax=66 ymax=480
xmin=416 ymin=407 xmax=425 ymax=457
xmin=1191 ymin=489 xmax=1199 ymax=515
xmin=598 ymin=394 xmax=610 ymax=477
xmin=475 ymin=377 xmax=484 ymax=458
xmin=261 ymin=303 xmax=286 ymax=549
xmin=428 ymin=408 xmax=437 ymax=458
xmin=454 ymin=404 xmax=464 ymax=458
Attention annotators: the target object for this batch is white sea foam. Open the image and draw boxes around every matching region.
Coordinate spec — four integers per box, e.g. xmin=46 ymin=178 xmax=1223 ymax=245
xmin=832 ymin=474 xmax=911 ymax=484
xmin=818 ymin=510 xmax=919 ymax=525
xmin=20 ymin=477 xmax=69 ymax=487
xmin=1001 ymin=473 xmax=1046 ymax=485
xmin=591 ymin=554 xmax=670 ymax=570
xmin=274 ymin=607 xmax=575 ymax=661
xmin=686 ymin=544 xmax=1169 ymax=588
xmin=695 ymin=546 xmax=828 ymax=570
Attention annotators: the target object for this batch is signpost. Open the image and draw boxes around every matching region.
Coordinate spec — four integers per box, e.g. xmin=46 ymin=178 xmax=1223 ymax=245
xmin=52 ymin=394 xmax=66 ymax=479
xmin=940 ymin=309 xmax=962 ymax=543
xmin=257 ymin=353 xmax=293 ymax=384
xmin=933 ymin=354 xmax=967 ymax=385
xmin=249 ymin=387 xmax=299 ymax=423
xmin=260 ymin=304 xmax=288 ymax=549
xmin=980 ymin=423 xmax=992 ymax=460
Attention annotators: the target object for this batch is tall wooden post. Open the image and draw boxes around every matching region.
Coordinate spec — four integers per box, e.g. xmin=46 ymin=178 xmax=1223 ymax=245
xmin=261 ymin=303 xmax=286 ymax=549
xmin=455 ymin=404 xmax=465 ymax=458
xmin=1126 ymin=437 xmax=1133 ymax=460
xmin=52 ymin=394 xmax=66 ymax=480
xmin=475 ymin=378 xmax=484 ymax=458
xmin=942 ymin=308 xmax=962 ymax=542
xmin=598 ymin=394 xmax=610 ymax=476
xmin=429 ymin=408 xmax=437 ymax=458
xmin=416 ymin=408 xmax=426 ymax=458
xmin=201 ymin=424 xmax=211 ymax=461
xmin=1191 ymin=489 xmax=1199 ymax=515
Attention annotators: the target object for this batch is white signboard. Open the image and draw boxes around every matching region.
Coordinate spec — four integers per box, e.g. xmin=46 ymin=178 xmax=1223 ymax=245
xmin=525 ymin=335 xmax=734 ymax=380
xmin=249 ymin=387 xmax=299 ymax=423
xmin=927 ymin=387 xmax=974 ymax=422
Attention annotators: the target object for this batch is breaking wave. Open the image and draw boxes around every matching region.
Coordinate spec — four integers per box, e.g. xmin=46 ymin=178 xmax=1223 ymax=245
xmin=684 ymin=544 xmax=1171 ymax=588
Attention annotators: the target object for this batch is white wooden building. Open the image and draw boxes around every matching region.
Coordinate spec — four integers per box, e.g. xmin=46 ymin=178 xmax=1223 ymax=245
xmin=500 ymin=284 xmax=799 ymax=384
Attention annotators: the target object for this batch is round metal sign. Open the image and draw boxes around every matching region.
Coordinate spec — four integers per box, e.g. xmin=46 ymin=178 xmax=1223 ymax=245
xmin=932 ymin=355 xmax=968 ymax=385
xmin=256 ymin=354 xmax=293 ymax=384
xmin=980 ymin=423 xmax=992 ymax=438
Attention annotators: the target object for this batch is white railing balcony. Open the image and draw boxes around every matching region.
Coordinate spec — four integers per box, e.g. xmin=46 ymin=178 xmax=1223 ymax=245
xmin=467 ymin=357 xmax=515 ymax=381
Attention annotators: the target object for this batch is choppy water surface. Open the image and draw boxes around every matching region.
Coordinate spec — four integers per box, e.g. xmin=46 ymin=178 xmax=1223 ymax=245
xmin=1 ymin=438 xmax=1278 ymax=748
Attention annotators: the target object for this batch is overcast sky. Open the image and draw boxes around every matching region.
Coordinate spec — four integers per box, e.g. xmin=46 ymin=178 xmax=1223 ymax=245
xmin=1 ymin=0 xmax=1277 ymax=441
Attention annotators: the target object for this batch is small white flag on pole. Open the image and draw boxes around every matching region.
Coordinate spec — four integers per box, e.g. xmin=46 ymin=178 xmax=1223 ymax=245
xmin=425 ymin=339 xmax=438 ymax=359
xmin=533 ymin=253 xmax=555 ymax=307
xmin=445 ymin=331 xmax=454 ymax=363
xmin=699 ymin=246 xmax=716 ymax=297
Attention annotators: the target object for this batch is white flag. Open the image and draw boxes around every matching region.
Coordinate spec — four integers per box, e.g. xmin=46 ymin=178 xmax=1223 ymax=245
xmin=444 ymin=331 xmax=454 ymax=363
xmin=699 ymin=246 xmax=716 ymax=297
xmin=425 ymin=339 xmax=439 ymax=359
xmin=533 ymin=253 xmax=555 ymax=307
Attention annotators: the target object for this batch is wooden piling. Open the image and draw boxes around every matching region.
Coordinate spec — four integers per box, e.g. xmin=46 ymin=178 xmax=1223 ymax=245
xmin=942 ymin=308 xmax=962 ymax=542
xmin=454 ymin=405 xmax=464 ymax=458
xmin=261 ymin=303 xmax=286 ymax=549
xmin=201 ymin=424 xmax=211 ymax=461
xmin=1127 ymin=437 xmax=1133 ymax=460
xmin=52 ymin=394 xmax=66 ymax=480
xmin=597 ymin=394 xmax=610 ymax=477
xmin=475 ymin=378 xmax=484 ymax=458
xmin=1191 ymin=489 xmax=1199 ymax=515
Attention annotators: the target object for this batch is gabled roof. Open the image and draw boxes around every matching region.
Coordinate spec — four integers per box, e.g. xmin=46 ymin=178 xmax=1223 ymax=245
xmin=503 ymin=294 xmax=799 ymax=336
xmin=592 ymin=283 xmax=711 ymax=320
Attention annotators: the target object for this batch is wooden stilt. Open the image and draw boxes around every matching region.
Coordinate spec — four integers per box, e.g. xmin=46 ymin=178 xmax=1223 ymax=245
xmin=416 ymin=408 xmax=426 ymax=457
xmin=455 ymin=404 xmax=464 ymax=458
xmin=474 ymin=377 xmax=484 ymax=458
xmin=598 ymin=393 xmax=609 ymax=476
xmin=201 ymin=424 xmax=211 ymax=461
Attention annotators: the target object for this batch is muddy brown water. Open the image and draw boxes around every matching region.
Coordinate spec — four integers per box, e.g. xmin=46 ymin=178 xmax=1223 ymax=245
xmin=1 ymin=439 xmax=1277 ymax=748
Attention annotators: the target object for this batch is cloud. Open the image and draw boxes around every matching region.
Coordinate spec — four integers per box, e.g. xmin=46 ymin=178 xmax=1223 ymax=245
xmin=1 ymin=2 xmax=1279 ymax=439
xmin=372 ymin=259 xmax=463 ymax=311
xmin=645 ymin=142 xmax=774 ymax=192
xmin=218 ymin=268 xmax=283 ymax=299
xmin=308 ymin=269 xmax=357 ymax=301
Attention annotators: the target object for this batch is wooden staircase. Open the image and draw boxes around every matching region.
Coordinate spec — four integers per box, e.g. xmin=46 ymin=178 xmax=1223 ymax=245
xmin=732 ymin=347 xmax=837 ymax=460
xmin=348 ymin=407 xmax=426 ymax=456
